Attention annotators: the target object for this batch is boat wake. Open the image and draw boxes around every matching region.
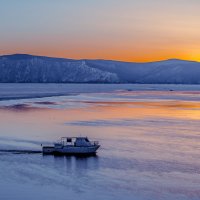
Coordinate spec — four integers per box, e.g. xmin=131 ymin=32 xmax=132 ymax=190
xmin=0 ymin=149 xmax=42 ymax=154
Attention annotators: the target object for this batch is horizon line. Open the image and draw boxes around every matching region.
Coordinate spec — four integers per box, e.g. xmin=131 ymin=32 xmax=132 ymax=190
xmin=0 ymin=53 xmax=199 ymax=64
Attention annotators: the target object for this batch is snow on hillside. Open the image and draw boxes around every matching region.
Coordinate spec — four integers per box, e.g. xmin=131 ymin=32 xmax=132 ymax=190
xmin=0 ymin=54 xmax=200 ymax=84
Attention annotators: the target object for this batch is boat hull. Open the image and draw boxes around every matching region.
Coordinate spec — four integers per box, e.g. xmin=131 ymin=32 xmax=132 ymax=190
xmin=43 ymin=145 xmax=100 ymax=155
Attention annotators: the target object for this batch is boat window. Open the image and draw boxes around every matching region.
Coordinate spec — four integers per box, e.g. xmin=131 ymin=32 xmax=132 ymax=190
xmin=85 ymin=138 xmax=89 ymax=142
xmin=67 ymin=138 xmax=72 ymax=142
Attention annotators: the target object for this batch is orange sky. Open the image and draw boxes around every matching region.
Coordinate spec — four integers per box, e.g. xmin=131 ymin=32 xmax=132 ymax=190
xmin=0 ymin=0 xmax=200 ymax=62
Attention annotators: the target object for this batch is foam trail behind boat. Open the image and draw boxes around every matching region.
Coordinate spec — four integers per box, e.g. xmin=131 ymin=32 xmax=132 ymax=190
xmin=0 ymin=149 xmax=42 ymax=154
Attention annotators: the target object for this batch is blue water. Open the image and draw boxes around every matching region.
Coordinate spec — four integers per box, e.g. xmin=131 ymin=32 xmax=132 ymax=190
xmin=0 ymin=84 xmax=200 ymax=200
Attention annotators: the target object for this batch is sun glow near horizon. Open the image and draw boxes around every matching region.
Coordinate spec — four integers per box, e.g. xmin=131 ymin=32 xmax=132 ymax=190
xmin=0 ymin=0 xmax=200 ymax=62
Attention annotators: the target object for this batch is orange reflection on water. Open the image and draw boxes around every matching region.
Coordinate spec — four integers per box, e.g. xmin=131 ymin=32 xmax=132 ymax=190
xmin=1 ymin=100 xmax=200 ymax=124
xmin=63 ymin=100 xmax=200 ymax=121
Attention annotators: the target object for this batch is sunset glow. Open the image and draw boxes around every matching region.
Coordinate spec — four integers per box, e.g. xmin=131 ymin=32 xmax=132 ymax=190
xmin=0 ymin=0 xmax=200 ymax=62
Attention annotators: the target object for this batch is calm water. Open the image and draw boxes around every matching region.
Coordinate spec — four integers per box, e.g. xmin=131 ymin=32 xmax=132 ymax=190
xmin=1 ymin=84 xmax=200 ymax=200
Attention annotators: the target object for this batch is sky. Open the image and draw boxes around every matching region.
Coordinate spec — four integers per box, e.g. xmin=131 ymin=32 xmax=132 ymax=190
xmin=0 ymin=0 xmax=200 ymax=62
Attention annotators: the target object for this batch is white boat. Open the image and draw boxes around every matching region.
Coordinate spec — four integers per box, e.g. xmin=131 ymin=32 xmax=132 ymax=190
xmin=42 ymin=137 xmax=100 ymax=155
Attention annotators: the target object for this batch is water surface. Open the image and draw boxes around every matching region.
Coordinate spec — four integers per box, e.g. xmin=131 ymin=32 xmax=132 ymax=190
xmin=0 ymin=84 xmax=200 ymax=200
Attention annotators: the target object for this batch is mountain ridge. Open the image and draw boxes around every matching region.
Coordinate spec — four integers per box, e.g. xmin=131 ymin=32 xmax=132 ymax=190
xmin=1 ymin=53 xmax=199 ymax=64
xmin=0 ymin=54 xmax=200 ymax=84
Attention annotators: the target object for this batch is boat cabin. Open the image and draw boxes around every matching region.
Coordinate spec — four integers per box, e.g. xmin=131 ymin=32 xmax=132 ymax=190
xmin=55 ymin=137 xmax=98 ymax=147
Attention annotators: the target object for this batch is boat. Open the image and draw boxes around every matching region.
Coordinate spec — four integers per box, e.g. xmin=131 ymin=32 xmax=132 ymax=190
xmin=42 ymin=137 xmax=100 ymax=155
